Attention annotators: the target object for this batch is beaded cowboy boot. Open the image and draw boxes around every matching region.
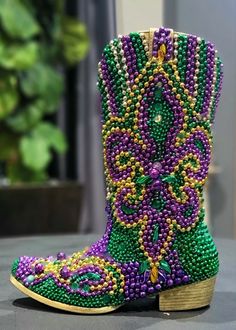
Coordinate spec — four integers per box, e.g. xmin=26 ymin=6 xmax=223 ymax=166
xmin=10 ymin=27 xmax=223 ymax=314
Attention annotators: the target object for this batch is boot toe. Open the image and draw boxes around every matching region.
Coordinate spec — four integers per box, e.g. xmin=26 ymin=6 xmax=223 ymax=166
xmin=11 ymin=255 xmax=42 ymax=285
xmin=10 ymin=252 xmax=125 ymax=311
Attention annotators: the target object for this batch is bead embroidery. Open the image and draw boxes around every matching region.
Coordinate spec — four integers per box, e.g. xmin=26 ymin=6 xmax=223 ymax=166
xmin=12 ymin=27 xmax=223 ymax=309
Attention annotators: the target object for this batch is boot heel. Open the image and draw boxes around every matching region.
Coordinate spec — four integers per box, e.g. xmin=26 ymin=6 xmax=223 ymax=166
xmin=158 ymin=277 xmax=216 ymax=311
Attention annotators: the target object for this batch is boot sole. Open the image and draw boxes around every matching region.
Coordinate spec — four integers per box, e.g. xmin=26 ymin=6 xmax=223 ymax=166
xmin=10 ymin=275 xmax=216 ymax=314
xmin=10 ymin=275 xmax=121 ymax=314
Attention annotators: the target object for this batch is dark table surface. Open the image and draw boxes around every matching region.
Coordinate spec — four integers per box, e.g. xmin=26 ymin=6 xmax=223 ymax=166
xmin=0 ymin=234 xmax=236 ymax=330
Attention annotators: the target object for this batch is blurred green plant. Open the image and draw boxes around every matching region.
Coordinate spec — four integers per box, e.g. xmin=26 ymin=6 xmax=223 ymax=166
xmin=0 ymin=0 xmax=89 ymax=183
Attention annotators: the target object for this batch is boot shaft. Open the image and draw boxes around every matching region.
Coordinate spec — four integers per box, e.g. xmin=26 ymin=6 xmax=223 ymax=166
xmin=97 ymin=27 xmax=223 ymax=279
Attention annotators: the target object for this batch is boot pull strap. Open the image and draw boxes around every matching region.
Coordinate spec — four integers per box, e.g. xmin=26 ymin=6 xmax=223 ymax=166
xmin=143 ymin=27 xmax=174 ymax=62
xmin=148 ymin=27 xmax=156 ymax=60
xmin=138 ymin=28 xmax=156 ymax=60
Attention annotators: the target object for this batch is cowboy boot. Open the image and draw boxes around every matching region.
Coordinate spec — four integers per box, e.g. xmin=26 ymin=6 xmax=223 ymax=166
xmin=10 ymin=27 xmax=223 ymax=314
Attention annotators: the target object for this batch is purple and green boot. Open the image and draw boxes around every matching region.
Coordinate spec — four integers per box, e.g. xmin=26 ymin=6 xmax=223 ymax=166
xmin=10 ymin=27 xmax=223 ymax=314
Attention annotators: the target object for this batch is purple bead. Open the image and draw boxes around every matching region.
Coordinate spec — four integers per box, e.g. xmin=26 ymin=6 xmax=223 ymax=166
xmin=174 ymin=278 xmax=182 ymax=285
xmin=141 ymin=284 xmax=147 ymax=292
xmin=182 ymin=275 xmax=190 ymax=283
xmin=57 ymin=252 xmax=66 ymax=260
xmin=149 ymin=168 xmax=159 ymax=179
xmin=167 ymin=279 xmax=174 ymax=286
xmin=151 ymin=179 xmax=162 ymax=191
xmin=148 ymin=287 xmax=155 ymax=294
xmin=155 ymin=284 xmax=161 ymax=290
xmin=60 ymin=266 xmax=70 ymax=279
xmin=153 ymin=162 xmax=162 ymax=170
xmin=140 ymin=291 xmax=146 ymax=298
xmin=34 ymin=263 xmax=44 ymax=274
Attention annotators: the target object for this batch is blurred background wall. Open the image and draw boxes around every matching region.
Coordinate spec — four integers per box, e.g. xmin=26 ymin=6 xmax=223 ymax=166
xmin=75 ymin=0 xmax=116 ymax=234
xmin=116 ymin=0 xmax=163 ymax=34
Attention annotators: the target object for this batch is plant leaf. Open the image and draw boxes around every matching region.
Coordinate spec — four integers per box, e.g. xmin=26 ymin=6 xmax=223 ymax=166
xmin=32 ymin=123 xmax=67 ymax=153
xmin=0 ymin=130 xmax=18 ymax=160
xmin=0 ymin=75 xmax=18 ymax=119
xmin=18 ymin=122 xmax=67 ymax=167
xmin=6 ymin=100 xmax=45 ymax=132
xmin=20 ymin=135 xmax=51 ymax=171
xmin=0 ymin=41 xmax=39 ymax=70
xmin=7 ymin=162 xmax=47 ymax=183
xmin=20 ymin=63 xmax=63 ymax=112
xmin=160 ymin=260 xmax=171 ymax=274
xmin=61 ymin=16 xmax=89 ymax=65
xmin=0 ymin=0 xmax=40 ymax=39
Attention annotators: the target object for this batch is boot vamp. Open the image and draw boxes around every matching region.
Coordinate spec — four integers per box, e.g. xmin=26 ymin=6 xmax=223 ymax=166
xmin=11 ymin=248 xmax=126 ymax=308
